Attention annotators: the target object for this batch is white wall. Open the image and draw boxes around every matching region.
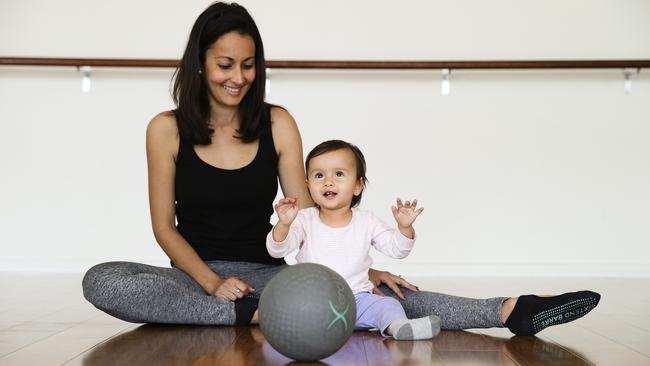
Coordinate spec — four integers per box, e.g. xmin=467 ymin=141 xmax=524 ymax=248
xmin=1 ymin=0 xmax=649 ymax=276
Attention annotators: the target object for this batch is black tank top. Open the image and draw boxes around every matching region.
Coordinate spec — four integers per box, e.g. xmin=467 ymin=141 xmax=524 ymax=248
xmin=174 ymin=112 xmax=284 ymax=264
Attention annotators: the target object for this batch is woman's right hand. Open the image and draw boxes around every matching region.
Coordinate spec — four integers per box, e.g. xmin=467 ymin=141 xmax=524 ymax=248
xmin=212 ymin=277 xmax=255 ymax=301
xmin=275 ymin=197 xmax=299 ymax=225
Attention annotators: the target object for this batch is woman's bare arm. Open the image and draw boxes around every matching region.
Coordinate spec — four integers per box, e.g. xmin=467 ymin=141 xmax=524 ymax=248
xmin=271 ymin=107 xmax=314 ymax=208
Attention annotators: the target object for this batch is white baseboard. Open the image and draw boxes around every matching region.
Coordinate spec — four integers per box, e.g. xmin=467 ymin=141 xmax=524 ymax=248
xmin=1 ymin=259 xmax=648 ymax=277
xmin=371 ymin=261 xmax=650 ymax=278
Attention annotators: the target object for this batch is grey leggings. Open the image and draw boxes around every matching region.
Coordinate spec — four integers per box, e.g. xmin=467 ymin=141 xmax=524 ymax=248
xmin=82 ymin=260 xmax=505 ymax=329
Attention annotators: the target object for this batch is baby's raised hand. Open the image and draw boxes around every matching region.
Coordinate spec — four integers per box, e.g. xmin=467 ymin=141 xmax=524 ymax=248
xmin=391 ymin=198 xmax=424 ymax=228
xmin=275 ymin=197 xmax=299 ymax=226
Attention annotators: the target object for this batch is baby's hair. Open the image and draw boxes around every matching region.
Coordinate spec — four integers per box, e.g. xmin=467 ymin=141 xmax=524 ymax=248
xmin=305 ymin=140 xmax=367 ymax=208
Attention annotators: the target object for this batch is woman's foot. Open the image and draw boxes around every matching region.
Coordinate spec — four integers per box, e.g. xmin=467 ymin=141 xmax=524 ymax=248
xmin=250 ymin=310 xmax=259 ymax=324
xmin=501 ymin=297 xmax=518 ymax=324
xmin=501 ymin=291 xmax=600 ymax=335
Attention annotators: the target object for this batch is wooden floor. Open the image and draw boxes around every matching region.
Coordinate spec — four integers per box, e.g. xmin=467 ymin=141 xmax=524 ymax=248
xmin=1 ymin=274 xmax=649 ymax=365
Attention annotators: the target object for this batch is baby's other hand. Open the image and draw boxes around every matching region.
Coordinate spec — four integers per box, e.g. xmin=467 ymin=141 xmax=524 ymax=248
xmin=391 ymin=198 xmax=424 ymax=228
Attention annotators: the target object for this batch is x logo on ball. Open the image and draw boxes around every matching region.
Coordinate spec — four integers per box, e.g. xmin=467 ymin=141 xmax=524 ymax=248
xmin=327 ymin=301 xmax=350 ymax=331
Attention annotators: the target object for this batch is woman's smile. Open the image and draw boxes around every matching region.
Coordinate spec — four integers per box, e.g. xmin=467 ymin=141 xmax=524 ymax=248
xmin=223 ymin=84 xmax=243 ymax=96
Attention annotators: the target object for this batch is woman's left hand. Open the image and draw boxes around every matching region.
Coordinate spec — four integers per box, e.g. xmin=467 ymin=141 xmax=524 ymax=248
xmin=368 ymin=268 xmax=419 ymax=300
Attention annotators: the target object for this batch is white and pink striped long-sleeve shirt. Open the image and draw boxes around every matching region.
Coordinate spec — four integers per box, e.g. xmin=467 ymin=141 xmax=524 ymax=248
xmin=266 ymin=207 xmax=415 ymax=293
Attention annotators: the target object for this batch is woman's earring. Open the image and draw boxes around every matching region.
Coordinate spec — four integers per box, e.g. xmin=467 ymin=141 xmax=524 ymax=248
xmin=198 ymin=69 xmax=203 ymax=75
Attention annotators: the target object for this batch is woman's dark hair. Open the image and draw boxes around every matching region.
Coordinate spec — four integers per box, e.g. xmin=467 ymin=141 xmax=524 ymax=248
xmin=305 ymin=140 xmax=368 ymax=208
xmin=172 ymin=2 xmax=267 ymax=145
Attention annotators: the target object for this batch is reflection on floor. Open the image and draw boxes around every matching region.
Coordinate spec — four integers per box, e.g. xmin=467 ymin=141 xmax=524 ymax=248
xmin=80 ymin=324 xmax=593 ymax=366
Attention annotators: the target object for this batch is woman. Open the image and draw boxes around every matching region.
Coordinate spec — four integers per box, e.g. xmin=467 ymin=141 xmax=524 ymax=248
xmin=83 ymin=2 xmax=599 ymax=334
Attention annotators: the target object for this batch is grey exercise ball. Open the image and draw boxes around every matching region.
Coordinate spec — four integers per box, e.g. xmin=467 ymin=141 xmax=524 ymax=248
xmin=259 ymin=262 xmax=356 ymax=361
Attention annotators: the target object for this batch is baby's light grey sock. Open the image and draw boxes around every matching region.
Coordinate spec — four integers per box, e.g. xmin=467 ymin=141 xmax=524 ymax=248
xmin=387 ymin=315 xmax=441 ymax=340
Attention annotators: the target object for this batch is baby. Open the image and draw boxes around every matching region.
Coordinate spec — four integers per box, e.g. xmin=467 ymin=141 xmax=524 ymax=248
xmin=266 ymin=140 xmax=440 ymax=340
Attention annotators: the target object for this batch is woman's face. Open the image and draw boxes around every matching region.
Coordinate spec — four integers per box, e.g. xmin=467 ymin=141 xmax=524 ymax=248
xmin=203 ymin=31 xmax=256 ymax=109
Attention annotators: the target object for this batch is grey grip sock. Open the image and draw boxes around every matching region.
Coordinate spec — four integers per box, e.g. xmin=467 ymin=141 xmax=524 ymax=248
xmin=388 ymin=315 xmax=441 ymax=340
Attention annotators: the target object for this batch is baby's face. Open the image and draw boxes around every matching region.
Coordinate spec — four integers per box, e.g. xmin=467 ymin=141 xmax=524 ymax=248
xmin=307 ymin=149 xmax=364 ymax=211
